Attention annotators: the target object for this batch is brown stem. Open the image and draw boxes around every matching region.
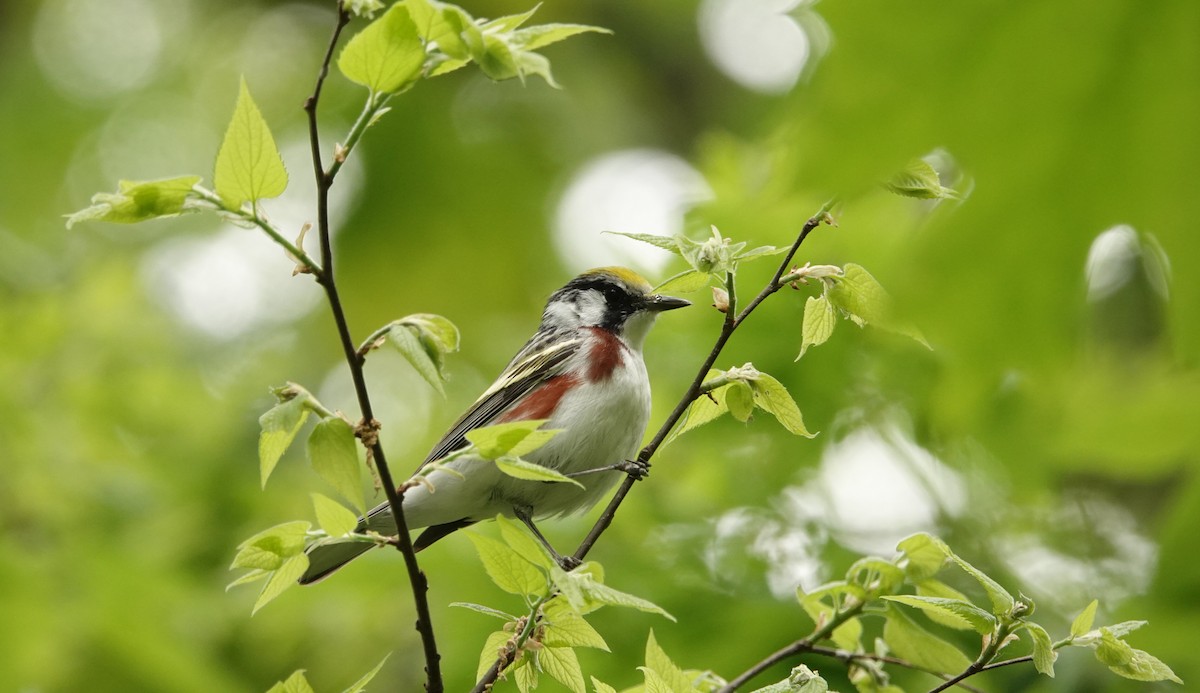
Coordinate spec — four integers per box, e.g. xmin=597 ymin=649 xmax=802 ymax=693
xmin=302 ymin=3 xmax=442 ymax=691
xmin=927 ymin=655 xmax=1034 ymax=693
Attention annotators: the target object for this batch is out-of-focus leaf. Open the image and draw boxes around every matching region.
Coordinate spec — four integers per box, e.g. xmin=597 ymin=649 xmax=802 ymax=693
xmin=266 ymin=670 xmax=314 ymax=693
xmin=1094 ymin=629 xmax=1182 ymax=683
xmin=341 ymin=654 xmax=390 ymax=693
xmin=66 ymin=176 xmax=201 ymax=228
xmin=259 ymin=395 xmax=310 ymax=487
xmin=882 ymin=605 xmax=972 ymax=673
xmin=509 ymin=24 xmax=611 ymax=52
xmin=252 ymin=553 xmax=309 ymax=614
xmin=884 ymin=158 xmax=958 ymax=199
xmin=465 ymin=419 xmax=554 ymax=460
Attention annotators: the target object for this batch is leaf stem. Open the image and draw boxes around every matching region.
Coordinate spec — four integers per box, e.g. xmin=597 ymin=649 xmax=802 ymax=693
xmin=191 ymin=187 xmax=323 ymax=276
xmin=303 ymin=3 xmax=442 ymax=691
xmin=470 ymin=594 xmax=554 ymax=693
xmin=570 ymin=202 xmax=835 ymax=563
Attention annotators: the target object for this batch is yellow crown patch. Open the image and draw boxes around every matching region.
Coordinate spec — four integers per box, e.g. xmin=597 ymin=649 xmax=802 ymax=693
xmin=579 ymin=266 xmax=653 ymax=293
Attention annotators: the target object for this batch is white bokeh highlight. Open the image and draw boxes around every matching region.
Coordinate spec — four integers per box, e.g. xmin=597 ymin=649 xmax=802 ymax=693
xmin=698 ymin=0 xmax=810 ymax=94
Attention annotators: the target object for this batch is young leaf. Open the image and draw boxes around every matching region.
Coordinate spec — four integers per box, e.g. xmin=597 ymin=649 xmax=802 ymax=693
xmin=897 ymin=533 xmax=948 ymax=581
xmin=725 ymin=380 xmax=754 ymax=422
xmin=252 ymin=553 xmax=309 ymax=614
xmin=539 ymin=645 xmax=586 ymax=693
xmin=882 ymin=605 xmax=972 ymax=673
xmin=1024 ymin=622 xmax=1057 ymax=677
xmin=477 ymin=630 xmax=513 ymax=680
xmin=591 ymin=678 xmax=618 ymax=693
xmin=467 ymin=532 xmax=548 ymax=597
xmin=542 ymin=598 xmax=609 ymax=651
xmin=827 ymin=264 xmax=929 ymax=348
xmin=884 ymin=158 xmax=958 ymax=199
xmin=267 ymin=670 xmax=315 ymax=693
xmin=231 ymin=520 xmax=312 ymax=570
xmin=65 ymin=175 xmax=201 ymax=228
xmin=733 ymin=244 xmax=790 ymax=262
xmin=465 ymin=419 xmax=552 ymax=459
xmin=654 ymin=269 xmax=711 ymax=294
xmin=1094 ymin=629 xmax=1182 ymax=683
xmin=388 ymin=322 xmax=448 ymax=395
xmin=496 ymin=455 xmax=584 ymax=488
xmin=259 ymin=395 xmax=311 ymax=487
xmin=311 ymin=493 xmax=359 ymax=537
xmin=401 ymin=313 xmax=460 ymax=354
xmin=338 ymin=3 xmax=425 ymax=93
xmin=551 ymin=566 xmax=675 ymax=620
xmin=663 ymin=378 xmax=731 ymax=445
xmin=449 ymin=602 xmax=518 ymax=621
xmin=214 ymin=78 xmax=288 ymax=209
xmin=645 ymin=629 xmax=693 ymax=693
xmin=1070 ymin=599 xmax=1099 ymax=638
xmin=341 ymin=654 xmax=390 ymax=693
xmin=748 ymin=372 xmax=814 ymax=437
xmin=882 ymin=595 xmax=996 ymax=634
xmin=497 ymin=515 xmax=557 ymax=571
xmin=915 ymin=579 xmax=981 ymax=630
xmin=904 ymin=532 xmax=1015 ymax=616
xmin=476 ymin=34 xmax=519 ymax=81
xmin=604 ymin=231 xmax=684 ymax=255
xmin=307 ymin=417 xmax=366 ymax=514
xmin=509 ymin=24 xmax=611 ymax=52
xmin=797 ymin=295 xmax=836 ymax=359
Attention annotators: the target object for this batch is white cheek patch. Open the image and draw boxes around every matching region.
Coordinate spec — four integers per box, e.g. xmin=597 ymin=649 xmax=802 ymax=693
xmin=573 ymin=290 xmax=607 ymax=326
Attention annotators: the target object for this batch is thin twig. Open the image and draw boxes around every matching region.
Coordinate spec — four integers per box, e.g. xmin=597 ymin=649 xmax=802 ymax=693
xmin=803 ymin=646 xmax=986 ymax=693
xmin=302 ymin=3 xmax=442 ymax=691
xmin=571 ymin=200 xmax=835 ymax=563
xmin=927 ymin=655 xmax=1033 ymax=693
xmin=470 ymin=594 xmax=554 ymax=693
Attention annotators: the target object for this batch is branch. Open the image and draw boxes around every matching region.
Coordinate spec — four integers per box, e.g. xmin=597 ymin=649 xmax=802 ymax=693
xmin=926 ymin=655 xmax=1033 ymax=693
xmin=803 ymin=646 xmax=986 ymax=693
xmin=302 ymin=4 xmax=442 ymax=691
xmin=570 ymin=200 xmax=836 ymax=563
xmin=470 ymin=594 xmax=554 ymax=693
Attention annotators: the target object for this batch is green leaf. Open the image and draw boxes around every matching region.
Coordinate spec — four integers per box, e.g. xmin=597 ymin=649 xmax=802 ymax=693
xmin=497 ymin=514 xmax=557 ymax=570
xmin=495 ymin=455 xmax=585 ymax=488
xmin=645 ymin=629 xmax=693 ymax=693
xmin=798 ymin=295 xmax=836 ymax=359
xmin=465 ymin=419 xmax=553 ymax=459
xmin=734 ymin=244 xmax=790 ymax=262
xmin=884 ymin=158 xmax=958 ymax=199
xmin=231 ymin=521 xmax=311 ymax=570
xmin=897 ymin=533 xmax=948 ymax=581
xmin=604 ymin=231 xmax=684 ymax=255
xmin=347 ymin=0 xmax=385 ymax=19
xmin=902 ymin=533 xmax=1015 ymax=617
xmin=509 ymin=24 xmax=611 ymax=52
xmin=664 ymin=374 xmax=731 ymax=445
xmin=1025 ymin=622 xmax=1056 ymax=677
xmin=915 ymin=579 xmax=981 ymax=630
xmin=406 ymin=0 xmax=472 ymax=60
xmin=542 ymin=598 xmax=609 ymax=651
xmin=401 ymin=312 xmax=460 ymax=353
xmin=641 ymin=667 xmax=673 ymax=693
xmin=311 ymin=493 xmax=359 ymax=538
xmin=214 ymin=78 xmax=288 ymax=209
xmin=830 ymin=617 xmax=863 ymax=652
xmin=341 ymin=654 xmax=390 ymax=693
xmin=225 ymin=569 xmax=269 ymax=591
xmin=66 ymin=175 xmax=201 ymax=228
xmin=467 ymin=532 xmax=548 ymax=597
xmin=725 ymin=380 xmax=754 ymax=422
xmin=551 ymin=565 xmax=675 ymax=620
xmin=449 ymin=602 xmax=517 ymax=620
xmin=826 ymin=264 xmax=929 ymax=348
xmin=749 ymin=372 xmax=814 ymax=437
xmin=259 ymin=395 xmax=311 ymax=487
xmin=796 ymin=580 xmax=865 ymax=625
xmin=845 ymin=556 xmax=906 ymax=597
xmin=252 ymin=553 xmax=309 ymax=614
xmin=539 ymin=646 xmax=586 ymax=693
xmin=387 ymin=323 xmax=447 ymax=396
xmin=476 ymin=34 xmax=519 ymax=81
xmin=1094 ymin=629 xmax=1182 ymax=683
xmin=515 ymin=655 xmax=537 ymax=693
xmin=338 ymin=3 xmax=425 ymax=93
xmin=654 ymin=269 xmax=711 ymax=294
xmin=591 ymin=678 xmax=618 ymax=693
xmin=307 ymin=417 xmax=366 ymax=514
xmin=882 ymin=595 xmax=996 ymax=634
xmin=882 ymin=605 xmax=972 ymax=673
xmin=482 ymin=5 xmax=539 ymax=33
xmin=1070 ymin=599 xmax=1099 ymax=638
xmin=477 ymin=630 xmax=513 ymax=681
xmin=266 ymin=670 xmax=315 ymax=693
xmin=750 ymin=664 xmax=829 ymax=693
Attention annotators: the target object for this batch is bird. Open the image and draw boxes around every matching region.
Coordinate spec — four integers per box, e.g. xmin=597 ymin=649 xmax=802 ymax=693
xmin=299 ymin=267 xmax=690 ymax=584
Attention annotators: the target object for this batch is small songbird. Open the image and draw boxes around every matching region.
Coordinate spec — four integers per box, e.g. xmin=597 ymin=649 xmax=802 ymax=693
xmin=299 ymin=267 xmax=689 ymax=584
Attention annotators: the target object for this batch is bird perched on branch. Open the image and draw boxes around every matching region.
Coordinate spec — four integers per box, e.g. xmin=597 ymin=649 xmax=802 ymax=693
xmin=299 ymin=267 xmax=689 ymax=584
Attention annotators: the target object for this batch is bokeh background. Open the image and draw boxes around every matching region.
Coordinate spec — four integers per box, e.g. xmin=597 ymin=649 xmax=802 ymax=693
xmin=2 ymin=0 xmax=1198 ymax=690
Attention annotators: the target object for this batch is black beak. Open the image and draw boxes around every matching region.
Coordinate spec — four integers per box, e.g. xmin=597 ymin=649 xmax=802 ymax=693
xmin=643 ymin=294 xmax=691 ymax=312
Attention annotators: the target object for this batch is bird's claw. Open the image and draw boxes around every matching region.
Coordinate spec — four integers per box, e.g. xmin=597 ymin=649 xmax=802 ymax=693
xmin=616 ymin=459 xmax=650 ymax=481
xmin=556 ymin=555 xmax=582 ymax=571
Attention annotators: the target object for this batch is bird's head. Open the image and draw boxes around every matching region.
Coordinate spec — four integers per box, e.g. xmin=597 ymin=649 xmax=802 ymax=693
xmin=542 ymin=267 xmax=690 ymax=347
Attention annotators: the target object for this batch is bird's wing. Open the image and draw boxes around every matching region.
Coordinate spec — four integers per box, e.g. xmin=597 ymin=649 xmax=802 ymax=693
xmin=418 ymin=329 xmax=584 ymax=468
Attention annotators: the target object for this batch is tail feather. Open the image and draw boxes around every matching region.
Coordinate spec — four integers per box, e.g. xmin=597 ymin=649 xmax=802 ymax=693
xmin=298 ymin=538 xmax=375 ymax=585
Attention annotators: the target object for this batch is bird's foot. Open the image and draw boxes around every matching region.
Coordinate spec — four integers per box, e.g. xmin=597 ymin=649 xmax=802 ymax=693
xmin=615 ymin=458 xmax=650 ymax=481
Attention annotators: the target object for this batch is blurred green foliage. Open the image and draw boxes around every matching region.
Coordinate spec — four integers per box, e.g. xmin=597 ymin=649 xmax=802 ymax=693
xmin=2 ymin=0 xmax=1197 ymax=690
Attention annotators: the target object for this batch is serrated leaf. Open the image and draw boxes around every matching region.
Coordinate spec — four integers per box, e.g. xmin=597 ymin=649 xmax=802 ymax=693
xmin=482 ymin=5 xmax=539 ymax=33
xmin=725 ymin=380 xmax=754 ymax=422
xmin=646 ymin=630 xmax=693 ymax=693
xmin=540 ymin=646 xmax=586 ymax=693
xmin=450 ymin=602 xmax=518 ymax=620
xmin=388 ymin=323 xmax=446 ymax=395
xmin=66 ymin=175 xmax=201 ymax=228
xmin=515 ymin=655 xmax=537 ymax=692
xmin=543 ymin=599 xmax=609 ymax=651
xmin=477 ymin=630 xmax=513 ymax=680
xmin=883 ymin=605 xmax=972 ymax=673
xmin=749 ymin=372 xmax=814 ymax=437
xmin=897 ymin=533 xmax=948 ymax=581
xmin=495 ymin=455 xmax=584 ymax=488
xmin=338 ymin=3 xmax=425 ymax=93
xmin=267 ymin=670 xmax=315 ymax=693
xmin=591 ymin=677 xmax=618 ymax=693
xmin=846 ymin=556 xmax=906 ymax=597
xmin=883 ymin=595 xmax=996 ymax=634
xmin=885 ymin=158 xmax=958 ymax=199
xmin=915 ymin=579 xmax=979 ymax=630
xmin=798 ymin=295 xmax=836 ymax=359
xmin=654 ymin=269 xmax=711 ymax=294
xmin=509 ymin=23 xmax=610 ymax=52
xmin=341 ymin=654 xmax=390 ymax=693
xmin=827 ymin=264 xmax=929 ymax=348
xmin=734 ymin=244 xmax=790 ymax=262
xmin=259 ymin=395 xmax=311 ymax=487
xmin=664 ymin=376 xmax=731 ymax=445
xmin=465 ymin=419 xmax=552 ymax=459
xmin=252 ymin=553 xmax=309 ymax=614
xmin=641 ymin=667 xmax=673 ymax=693
xmin=231 ymin=520 xmax=312 ymax=570
xmin=1095 ymin=629 xmax=1182 ymax=683
xmin=604 ymin=231 xmax=684 ymax=255
xmin=311 ymin=493 xmax=359 ymax=537
xmin=307 ymin=418 xmax=365 ymax=514
xmin=497 ymin=515 xmax=556 ymax=570
xmin=902 ymin=533 xmax=1015 ymax=616
xmin=1071 ymin=599 xmax=1099 ymax=638
xmin=401 ymin=313 xmax=460 ymax=353
xmin=551 ymin=566 xmax=675 ymax=620
xmin=467 ymin=532 xmax=548 ymax=597
xmin=1025 ymin=622 xmax=1056 ymax=677
xmin=214 ymin=78 xmax=288 ymax=209
xmin=797 ymin=580 xmax=865 ymax=625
